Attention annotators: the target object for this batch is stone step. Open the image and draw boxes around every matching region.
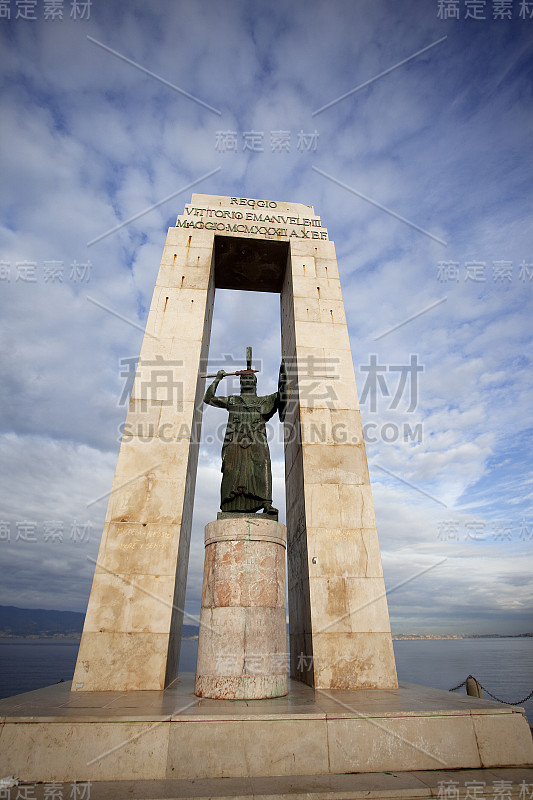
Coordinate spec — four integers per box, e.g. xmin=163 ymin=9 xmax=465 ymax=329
xmin=9 ymin=767 xmax=533 ymax=800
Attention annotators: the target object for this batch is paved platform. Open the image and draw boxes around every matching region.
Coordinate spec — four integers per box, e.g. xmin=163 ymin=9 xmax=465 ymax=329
xmin=0 ymin=675 xmax=531 ymax=783
xmin=3 ymin=769 xmax=533 ymax=799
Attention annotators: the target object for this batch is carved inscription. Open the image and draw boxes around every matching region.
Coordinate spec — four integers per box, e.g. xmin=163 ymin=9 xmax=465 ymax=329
xmin=117 ymin=527 xmax=172 ymax=551
xmin=175 ymin=196 xmax=329 ymax=240
xmin=325 ymin=529 xmax=358 ymax=540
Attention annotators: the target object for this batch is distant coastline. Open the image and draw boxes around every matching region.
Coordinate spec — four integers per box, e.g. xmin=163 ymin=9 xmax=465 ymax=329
xmin=0 ymin=633 xmax=82 ymax=641
xmin=0 ymin=606 xmax=530 ymax=641
xmin=391 ymin=633 xmax=533 ymax=640
xmin=0 ymin=605 xmax=200 ymax=641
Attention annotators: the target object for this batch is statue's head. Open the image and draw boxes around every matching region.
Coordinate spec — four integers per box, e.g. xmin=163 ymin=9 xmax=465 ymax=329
xmin=240 ymin=372 xmax=257 ymax=394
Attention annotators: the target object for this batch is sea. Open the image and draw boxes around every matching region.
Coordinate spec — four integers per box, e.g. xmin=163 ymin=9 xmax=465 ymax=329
xmin=0 ymin=637 xmax=531 ymax=724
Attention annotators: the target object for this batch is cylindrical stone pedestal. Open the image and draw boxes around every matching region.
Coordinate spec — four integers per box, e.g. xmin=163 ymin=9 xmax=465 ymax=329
xmin=195 ymin=517 xmax=288 ymax=699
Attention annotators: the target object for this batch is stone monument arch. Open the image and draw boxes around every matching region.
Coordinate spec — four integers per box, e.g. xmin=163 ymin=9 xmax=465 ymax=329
xmin=73 ymin=193 xmax=398 ymax=693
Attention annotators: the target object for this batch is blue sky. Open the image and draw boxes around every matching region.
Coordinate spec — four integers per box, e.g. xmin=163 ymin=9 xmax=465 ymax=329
xmin=0 ymin=0 xmax=532 ymax=635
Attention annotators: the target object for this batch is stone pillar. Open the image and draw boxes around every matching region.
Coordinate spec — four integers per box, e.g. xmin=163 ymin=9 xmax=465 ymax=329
xmin=281 ymin=239 xmax=398 ymax=690
xmin=73 ymin=227 xmax=216 ymax=692
xmin=195 ymin=517 xmax=288 ymax=700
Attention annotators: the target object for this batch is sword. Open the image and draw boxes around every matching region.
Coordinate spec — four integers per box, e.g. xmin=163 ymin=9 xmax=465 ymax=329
xmin=201 ymin=345 xmax=259 ymax=379
xmin=201 ymin=369 xmax=259 ymax=378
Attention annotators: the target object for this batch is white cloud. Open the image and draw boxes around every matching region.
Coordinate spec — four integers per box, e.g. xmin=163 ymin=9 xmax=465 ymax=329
xmin=0 ymin=0 xmax=531 ymax=637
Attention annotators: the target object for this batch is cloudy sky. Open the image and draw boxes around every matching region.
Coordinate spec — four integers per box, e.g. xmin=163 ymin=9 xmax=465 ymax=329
xmin=0 ymin=0 xmax=532 ymax=637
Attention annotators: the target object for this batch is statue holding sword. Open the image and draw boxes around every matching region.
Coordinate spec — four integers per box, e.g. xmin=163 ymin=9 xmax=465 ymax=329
xmin=203 ymin=347 xmax=288 ymax=518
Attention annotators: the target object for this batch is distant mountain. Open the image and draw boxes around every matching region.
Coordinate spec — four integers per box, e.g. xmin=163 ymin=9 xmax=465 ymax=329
xmin=0 ymin=605 xmax=199 ymax=639
xmin=0 ymin=605 xmax=84 ymax=638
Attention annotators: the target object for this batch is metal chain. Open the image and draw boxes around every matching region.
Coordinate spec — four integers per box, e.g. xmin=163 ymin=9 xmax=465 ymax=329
xmin=449 ymin=679 xmax=467 ymax=691
xmin=477 ymin=684 xmax=533 ymax=706
xmin=449 ymin=674 xmax=533 ymax=706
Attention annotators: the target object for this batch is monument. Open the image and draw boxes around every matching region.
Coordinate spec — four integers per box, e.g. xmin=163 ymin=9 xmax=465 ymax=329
xmin=1 ymin=194 xmax=532 ymax=788
xmin=71 ymin=193 xmax=398 ymax=694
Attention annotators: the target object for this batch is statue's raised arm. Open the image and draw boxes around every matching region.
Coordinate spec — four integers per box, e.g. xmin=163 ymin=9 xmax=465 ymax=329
xmin=204 ymin=370 xmax=229 ymax=410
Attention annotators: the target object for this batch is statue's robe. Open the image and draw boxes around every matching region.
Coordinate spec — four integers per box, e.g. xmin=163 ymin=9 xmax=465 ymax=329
xmin=206 ymin=392 xmax=278 ymax=512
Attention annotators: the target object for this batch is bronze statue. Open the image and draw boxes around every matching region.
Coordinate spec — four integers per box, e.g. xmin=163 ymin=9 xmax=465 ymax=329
xmin=203 ymin=347 xmax=287 ymax=518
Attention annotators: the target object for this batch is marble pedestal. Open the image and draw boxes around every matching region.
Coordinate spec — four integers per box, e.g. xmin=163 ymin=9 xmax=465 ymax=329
xmin=195 ymin=517 xmax=288 ymax=699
